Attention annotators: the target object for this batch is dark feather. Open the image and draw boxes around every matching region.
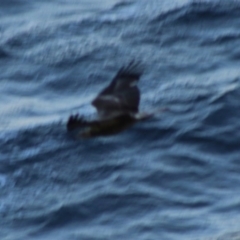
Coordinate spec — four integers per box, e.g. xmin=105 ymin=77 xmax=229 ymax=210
xmin=67 ymin=114 xmax=89 ymax=131
xmin=92 ymin=61 xmax=143 ymax=117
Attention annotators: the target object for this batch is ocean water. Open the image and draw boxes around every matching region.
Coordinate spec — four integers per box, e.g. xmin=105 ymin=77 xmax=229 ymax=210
xmin=1 ymin=0 xmax=240 ymax=239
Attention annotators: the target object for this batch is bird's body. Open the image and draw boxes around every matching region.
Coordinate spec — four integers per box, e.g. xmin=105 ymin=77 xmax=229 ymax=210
xmin=77 ymin=114 xmax=136 ymax=137
xmin=67 ymin=61 xmax=154 ymax=137
xmin=67 ymin=111 xmax=154 ymax=137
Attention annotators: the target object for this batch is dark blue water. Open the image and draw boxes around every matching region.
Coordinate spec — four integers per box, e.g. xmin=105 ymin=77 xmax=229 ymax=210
xmin=1 ymin=0 xmax=240 ymax=239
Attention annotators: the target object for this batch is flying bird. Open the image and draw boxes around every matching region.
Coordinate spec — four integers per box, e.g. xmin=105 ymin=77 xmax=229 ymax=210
xmin=67 ymin=61 xmax=154 ymax=137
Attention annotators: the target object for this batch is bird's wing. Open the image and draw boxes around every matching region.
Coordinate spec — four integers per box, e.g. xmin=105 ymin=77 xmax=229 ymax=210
xmin=92 ymin=61 xmax=143 ymax=118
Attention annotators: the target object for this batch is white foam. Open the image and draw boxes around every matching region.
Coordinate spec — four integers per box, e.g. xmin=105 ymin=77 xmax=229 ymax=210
xmin=0 ymin=174 xmax=7 ymax=188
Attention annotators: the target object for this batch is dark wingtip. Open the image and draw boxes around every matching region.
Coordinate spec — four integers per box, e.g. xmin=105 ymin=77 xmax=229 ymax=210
xmin=120 ymin=60 xmax=143 ymax=75
xmin=67 ymin=114 xmax=88 ymax=131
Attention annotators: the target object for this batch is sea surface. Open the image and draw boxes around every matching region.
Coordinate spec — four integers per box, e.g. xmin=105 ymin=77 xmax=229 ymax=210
xmin=1 ymin=0 xmax=240 ymax=239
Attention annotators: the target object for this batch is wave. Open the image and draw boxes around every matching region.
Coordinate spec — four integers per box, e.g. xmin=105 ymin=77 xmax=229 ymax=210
xmin=0 ymin=47 xmax=9 ymax=58
xmin=151 ymin=1 xmax=240 ymax=25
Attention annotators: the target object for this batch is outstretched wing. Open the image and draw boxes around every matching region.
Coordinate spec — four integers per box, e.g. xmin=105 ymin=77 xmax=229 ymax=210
xmin=92 ymin=61 xmax=143 ymax=118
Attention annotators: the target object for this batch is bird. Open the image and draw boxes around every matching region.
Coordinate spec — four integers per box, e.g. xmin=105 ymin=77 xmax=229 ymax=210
xmin=67 ymin=61 xmax=154 ymax=137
